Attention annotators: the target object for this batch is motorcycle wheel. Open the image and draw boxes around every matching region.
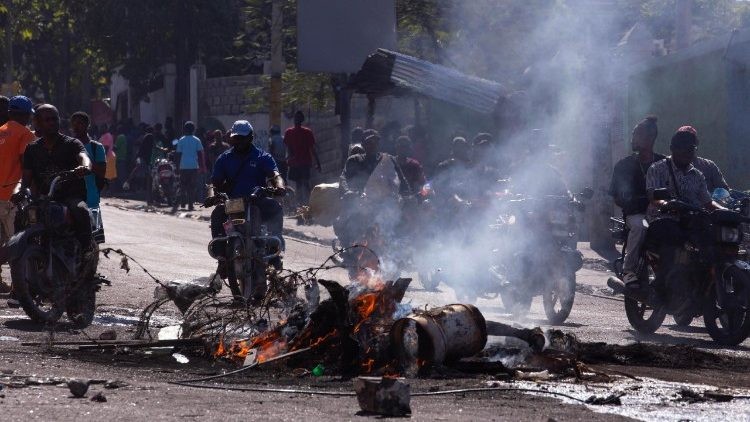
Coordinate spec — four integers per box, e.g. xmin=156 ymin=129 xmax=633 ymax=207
xmin=703 ymin=266 xmax=750 ymax=346
xmin=226 ymin=239 xmax=244 ymax=299
xmin=543 ymin=272 xmax=576 ymax=325
xmin=66 ymin=245 xmax=100 ymax=328
xmin=673 ymin=313 xmax=693 ymax=327
xmin=66 ymin=283 xmax=96 ymax=328
xmin=10 ymin=245 xmax=65 ymax=325
xmin=624 ymin=297 xmax=666 ymax=335
xmin=250 ymin=261 xmax=268 ymax=303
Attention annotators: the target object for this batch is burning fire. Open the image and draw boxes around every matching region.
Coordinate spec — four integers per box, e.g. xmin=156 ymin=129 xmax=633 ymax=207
xmin=352 ymin=292 xmax=381 ymax=334
xmin=215 ymin=330 xmax=287 ymax=363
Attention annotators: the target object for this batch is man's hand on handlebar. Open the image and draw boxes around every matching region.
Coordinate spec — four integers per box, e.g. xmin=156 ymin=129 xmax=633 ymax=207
xmin=73 ymin=166 xmax=90 ymax=178
xmin=10 ymin=189 xmax=28 ymax=204
xmin=270 ymin=186 xmax=286 ymax=197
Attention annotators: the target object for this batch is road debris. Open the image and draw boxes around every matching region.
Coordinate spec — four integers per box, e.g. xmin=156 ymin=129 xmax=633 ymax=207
xmin=354 ymin=376 xmax=411 ymax=416
xmin=67 ymin=379 xmax=89 ymax=398
xmin=91 ymin=392 xmax=107 ymax=402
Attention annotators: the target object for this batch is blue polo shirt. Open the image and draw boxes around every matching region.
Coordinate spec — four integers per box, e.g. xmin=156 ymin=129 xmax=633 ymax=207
xmin=212 ymin=145 xmax=278 ymax=198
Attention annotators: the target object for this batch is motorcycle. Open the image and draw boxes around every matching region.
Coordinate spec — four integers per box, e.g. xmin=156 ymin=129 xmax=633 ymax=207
xmin=150 ymin=154 xmax=178 ymax=206
xmin=206 ymin=187 xmax=283 ymax=302
xmin=608 ymin=188 xmax=750 ymax=345
xmin=7 ymin=170 xmax=100 ymax=327
xmin=492 ymin=189 xmax=592 ymax=325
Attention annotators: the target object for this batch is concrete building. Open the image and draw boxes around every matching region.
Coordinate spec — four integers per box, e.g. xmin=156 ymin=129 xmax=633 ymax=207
xmin=626 ymin=27 xmax=750 ymax=189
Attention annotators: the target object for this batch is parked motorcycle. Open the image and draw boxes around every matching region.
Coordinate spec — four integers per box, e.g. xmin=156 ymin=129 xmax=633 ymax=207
xmin=150 ymin=155 xmax=178 ymax=206
xmin=492 ymin=189 xmax=592 ymax=325
xmin=608 ymin=188 xmax=750 ymax=345
xmin=206 ymin=187 xmax=283 ymax=302
xmin=8 ymin=170 xmax=100 ymax=327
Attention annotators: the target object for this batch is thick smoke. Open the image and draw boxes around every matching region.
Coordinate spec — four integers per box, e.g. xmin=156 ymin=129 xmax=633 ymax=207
xmin=389 ymin=2 xmax=633 ymax=317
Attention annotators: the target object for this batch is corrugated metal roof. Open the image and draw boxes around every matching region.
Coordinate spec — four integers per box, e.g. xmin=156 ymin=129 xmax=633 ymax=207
xmin=353 ymin=49 xmax=508 ymax=115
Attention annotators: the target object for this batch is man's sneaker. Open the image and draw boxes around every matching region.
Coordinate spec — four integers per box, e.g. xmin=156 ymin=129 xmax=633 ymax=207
xmin=7 ymin=298 xmax=20 ymax=308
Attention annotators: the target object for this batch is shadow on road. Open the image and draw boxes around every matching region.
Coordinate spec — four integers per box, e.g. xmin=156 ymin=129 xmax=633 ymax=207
xmin=628 ymin=329 xmax=750 ymax=352
xmin=4 ymin=318 xmax=78 ymax=333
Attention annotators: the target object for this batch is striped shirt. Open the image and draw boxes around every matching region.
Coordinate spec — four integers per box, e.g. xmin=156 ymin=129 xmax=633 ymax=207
xmin=645 ymin=157 xmax=711 ymax=220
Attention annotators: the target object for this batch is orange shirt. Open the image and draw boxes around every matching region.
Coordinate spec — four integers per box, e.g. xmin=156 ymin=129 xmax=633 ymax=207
xmin=0 ymin=121 xmax=35 ymax=201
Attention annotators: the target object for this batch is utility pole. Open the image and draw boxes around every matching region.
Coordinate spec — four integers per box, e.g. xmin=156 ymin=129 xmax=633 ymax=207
xmin=269 ymin=0 xmax=283 ymax=126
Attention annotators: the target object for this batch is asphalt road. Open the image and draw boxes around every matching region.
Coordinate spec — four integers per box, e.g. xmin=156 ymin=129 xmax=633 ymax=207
xmin=1 ymin=202 xmax=750 ymax=421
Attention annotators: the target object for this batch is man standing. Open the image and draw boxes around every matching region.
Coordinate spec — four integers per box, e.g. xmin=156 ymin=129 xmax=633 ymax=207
xmin=173 ymin=121 xmax=205 ymax=212
xmin=71 ymin=112 xmax=107 ymax=209
xmin=99 ymin=124 xmax=117 ymax=184
xmin=0 ymin=96 xmax=35 ymax=292
xmin=268 ymin=125 xmax=287 ymax=182
xmin=114 ymin=125 xmax=129 ymax=191
xmin=71 ymin=112 xmax=107 ymax=243
xmin=284 ymin=111 xmax=320 ymax=206
xmin=609 ymin=116 xmax=665 ymax=285
xmin=206 ymin=129 xmax=230 ymax=175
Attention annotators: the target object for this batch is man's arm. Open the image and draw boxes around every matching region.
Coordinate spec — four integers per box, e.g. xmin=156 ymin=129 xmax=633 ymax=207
xmin=78 ymin=151 xmax=92 ymax=170
xmin=711 ymin=161 xmax=730 ymax=191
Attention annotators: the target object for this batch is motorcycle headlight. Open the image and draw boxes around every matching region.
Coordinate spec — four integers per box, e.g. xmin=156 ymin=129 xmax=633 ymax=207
xmin=721 ymin=226 xmax=742 ymax=243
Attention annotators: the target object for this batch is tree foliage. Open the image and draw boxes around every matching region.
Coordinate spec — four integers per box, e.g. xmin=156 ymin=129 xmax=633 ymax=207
xmin=3 ymin=0 xmax=750 ymax=116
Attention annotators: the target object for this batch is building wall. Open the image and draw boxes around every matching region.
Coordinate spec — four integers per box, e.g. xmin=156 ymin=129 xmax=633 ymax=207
xmin=626 ymin=48 xmax=732 ymax=183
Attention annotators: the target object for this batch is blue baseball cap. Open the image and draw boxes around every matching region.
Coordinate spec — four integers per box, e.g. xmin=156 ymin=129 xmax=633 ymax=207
xmin=230 ymin=120 xmax=254 ymax=137
xmin=8 ymin=96 xmax=33 ymax=114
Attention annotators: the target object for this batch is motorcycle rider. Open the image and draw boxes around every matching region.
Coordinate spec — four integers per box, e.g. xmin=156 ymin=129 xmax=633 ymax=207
xmin=677 ymin=126 xmax=730 ymax=193
xmin=637 ymin=128 xmax=724 ymax=295
xmin=609 ymin=116 xmax=665 ymax=285
xmin=336 ymin=132 xmax=408 ymax=249
xmin=15 ymin=104 xmax=94 ymax=253
xmin=206 ymin=120 xmax=285 ymax=257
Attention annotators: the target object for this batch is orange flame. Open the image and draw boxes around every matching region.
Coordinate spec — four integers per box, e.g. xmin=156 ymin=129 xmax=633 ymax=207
xmin=215 ymin=330 xmax=288 ymax=363
xmin=361 ymin=358 xmax=375 ymax=374
xmin=352 ymin=292 xmax=380 ymax=333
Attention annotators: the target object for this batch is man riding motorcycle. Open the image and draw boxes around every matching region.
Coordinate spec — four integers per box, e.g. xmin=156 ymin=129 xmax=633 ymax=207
xmin=609 ymin=116 xmax=665 ymax=285
xmin=205 ymin=120 xmax=285 ymax=276
xmin=15 ymin=104 xmax=94 ymax=253
xmin=631 ymin=129 xmax=724 ymax=297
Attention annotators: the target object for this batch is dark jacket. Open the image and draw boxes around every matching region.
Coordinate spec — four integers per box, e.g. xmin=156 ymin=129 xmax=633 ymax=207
xmin=609 ymin=153 xmax=666 ymax=215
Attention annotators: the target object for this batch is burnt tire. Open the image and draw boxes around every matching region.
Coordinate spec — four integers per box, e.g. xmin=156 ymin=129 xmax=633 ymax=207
xmin=543 ymin=273 xmax=576 ymax=325
xmin=703 ymin=266 xmax=750 ymax=346
xmin=10 ymin=246 xmax=65 ymax=325
xmin=624 ymin=296 xmax=666 ymax=335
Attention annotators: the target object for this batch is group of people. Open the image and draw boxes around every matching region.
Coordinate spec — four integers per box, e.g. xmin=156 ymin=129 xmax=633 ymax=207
xmin=609 ymin=116 xmax=729 ymax=290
